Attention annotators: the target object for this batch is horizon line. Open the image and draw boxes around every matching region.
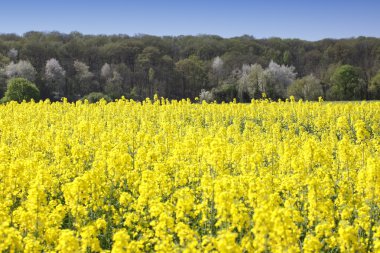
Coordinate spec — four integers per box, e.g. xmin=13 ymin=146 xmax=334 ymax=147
xmin=1 ymin=30 xmax=379 ymax=42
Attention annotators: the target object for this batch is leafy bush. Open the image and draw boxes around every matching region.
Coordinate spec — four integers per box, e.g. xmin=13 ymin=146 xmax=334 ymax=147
xmin=2 ymin=77 xmax=40 ymax=102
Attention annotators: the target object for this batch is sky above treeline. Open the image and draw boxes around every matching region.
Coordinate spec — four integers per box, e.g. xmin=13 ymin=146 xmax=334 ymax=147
xmin=0 ymin=0 xmax=379 ymax=41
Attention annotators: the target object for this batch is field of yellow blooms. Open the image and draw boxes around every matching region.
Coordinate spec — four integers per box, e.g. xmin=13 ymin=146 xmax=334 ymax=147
xmin=1 ymin=97 xmax=380 ymax=252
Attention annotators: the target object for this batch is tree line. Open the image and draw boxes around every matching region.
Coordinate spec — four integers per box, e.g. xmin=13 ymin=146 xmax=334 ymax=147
xmin=0 ymin=31 xmax=380 ymax=102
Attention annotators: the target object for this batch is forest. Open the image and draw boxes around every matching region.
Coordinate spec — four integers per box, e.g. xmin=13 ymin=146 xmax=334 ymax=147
xmin=1 ymin=31 xmax=380 ymax=102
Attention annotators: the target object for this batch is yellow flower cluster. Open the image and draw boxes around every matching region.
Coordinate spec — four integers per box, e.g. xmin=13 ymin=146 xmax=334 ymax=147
xmin=0 ymin=97 xmax=380 ymax=252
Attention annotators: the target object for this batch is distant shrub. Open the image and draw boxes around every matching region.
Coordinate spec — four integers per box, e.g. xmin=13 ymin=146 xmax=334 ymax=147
xmin=2 ymin=77 xmax=40 ymax=102
xmin=82 ymin=92 xmax=112 ymax=103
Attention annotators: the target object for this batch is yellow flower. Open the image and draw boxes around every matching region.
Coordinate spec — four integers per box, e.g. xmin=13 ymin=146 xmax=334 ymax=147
xmin=56 ymin=230 xmax=80 ymax=253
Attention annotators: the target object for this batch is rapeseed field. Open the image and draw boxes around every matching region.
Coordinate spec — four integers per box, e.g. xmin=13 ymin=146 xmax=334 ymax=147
xmin=1 ymin=97 xmax=380 ymax=252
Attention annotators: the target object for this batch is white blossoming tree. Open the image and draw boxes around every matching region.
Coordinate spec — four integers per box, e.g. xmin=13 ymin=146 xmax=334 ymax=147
xmin=45 ymin=58 xmax=66 ymax=99
xmin=5 ymin=60 xmax=37 ymax=82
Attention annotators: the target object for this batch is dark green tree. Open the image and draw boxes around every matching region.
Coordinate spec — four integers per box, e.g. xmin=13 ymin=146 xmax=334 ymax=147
xmin=135 ymin=46 xmax=161 ymax=97
xmin=175 ymin=55 xmax=208 ymax=98
xmin=328 ymin=65 xmax=365 ymax=100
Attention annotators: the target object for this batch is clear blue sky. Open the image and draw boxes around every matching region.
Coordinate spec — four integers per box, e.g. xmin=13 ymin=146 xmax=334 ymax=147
xmin=0 ymin=0 xmax=379 ymax=41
